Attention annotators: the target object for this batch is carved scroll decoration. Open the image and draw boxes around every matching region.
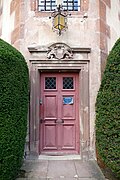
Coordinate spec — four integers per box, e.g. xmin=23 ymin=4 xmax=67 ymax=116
xmin=47 ymin=43 xmax=73 ymax=60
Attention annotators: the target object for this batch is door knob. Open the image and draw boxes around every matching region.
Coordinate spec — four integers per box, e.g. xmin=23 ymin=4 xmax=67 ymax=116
xmin=55 ymin=119 xmax=64 ymax=123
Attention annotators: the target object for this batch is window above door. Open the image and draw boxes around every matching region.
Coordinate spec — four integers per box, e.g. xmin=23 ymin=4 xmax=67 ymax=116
xmin=38 ymin=0 xmax=80 ymax=11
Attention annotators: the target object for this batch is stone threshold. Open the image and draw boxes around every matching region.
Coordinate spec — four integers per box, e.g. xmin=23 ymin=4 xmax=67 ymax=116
xmin=38 ymin=154 xmax=81 ymax=160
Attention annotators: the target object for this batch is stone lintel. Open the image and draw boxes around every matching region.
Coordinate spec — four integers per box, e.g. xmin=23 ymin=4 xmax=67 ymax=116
xmin=28 ymin=45 xmax=91 ymax=54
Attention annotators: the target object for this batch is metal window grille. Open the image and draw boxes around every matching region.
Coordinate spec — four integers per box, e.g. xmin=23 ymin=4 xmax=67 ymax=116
xmin=38 ymin=0 xmax=80 ymax=11
xmin=63 ymin=77 xmax=74 ymax=89
xmin=45 ymin=77 xmax=56 ymax=89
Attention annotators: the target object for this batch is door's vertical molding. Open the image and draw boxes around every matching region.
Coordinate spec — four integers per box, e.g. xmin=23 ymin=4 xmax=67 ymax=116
xmin=35 ymin=67 xmax=40 ymax=154
xmin=29 ymin=64 xmax=39 ymax=157
xmin=79 ymin=70 xmax=83 ymax=157
xmin=80 ymin=63 xmax=90 ymax=160
xmin=29 ymin=64 xmax=35 ymax=153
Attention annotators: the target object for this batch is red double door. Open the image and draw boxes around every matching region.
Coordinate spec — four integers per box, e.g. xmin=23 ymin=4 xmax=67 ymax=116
xmin=40 ymin=72 xmax=79 ymax=155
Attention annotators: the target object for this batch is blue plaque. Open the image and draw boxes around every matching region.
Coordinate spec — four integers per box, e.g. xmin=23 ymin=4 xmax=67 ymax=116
xmin=63 ymin=97 xmax=73 ymax=105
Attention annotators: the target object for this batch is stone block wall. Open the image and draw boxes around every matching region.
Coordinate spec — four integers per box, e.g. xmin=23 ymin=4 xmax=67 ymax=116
xmin=98 ymin=0 xmax=120 ymax=75
xmin=10 ymin=0 xmax=25 ymax=49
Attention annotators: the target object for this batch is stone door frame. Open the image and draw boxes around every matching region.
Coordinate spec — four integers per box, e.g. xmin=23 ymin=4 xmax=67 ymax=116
xmin=28 ymin=43 xmax=91 ymax=159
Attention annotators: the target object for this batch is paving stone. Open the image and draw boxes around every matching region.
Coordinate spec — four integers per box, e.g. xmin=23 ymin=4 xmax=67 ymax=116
xmin=47 ymin=178 xmax=77 ymax=180
xmin=16 ymin=159 xmax=106 ymax=180
xmin=74 ymin=160 xmax=93 ymax=178
xmin=16 ymin=178 xmax=48 ymax=179
xmin=74 ymin=160 xmax=105 ymax=180
xmin=21 ymin=160 xmax=48 ymax=172
xmin=78 ymin=179 xmax=97 ymax=180
xmin=88 ymin=161 xmax=106 ymax=180
xmin=20 ymin=160 xmax=48 ymax=179
xmin=47 ymin=178 xmax=97 ymax=180
xmin=47 ymin=160 xmax=77 ymax=178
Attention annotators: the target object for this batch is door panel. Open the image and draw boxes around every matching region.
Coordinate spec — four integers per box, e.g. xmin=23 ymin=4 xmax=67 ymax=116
xmin=43 ymin=124 xmax=57 ymax=150
xmin=40 ymin=73 xmax=79 ymax=154
xmin=61 ymin=124 xmax=75 ymax=149
xmin=44 ymin=95 xmax=57 ymax=119
xmin=62 ymin=96 xmax=75 ymax=119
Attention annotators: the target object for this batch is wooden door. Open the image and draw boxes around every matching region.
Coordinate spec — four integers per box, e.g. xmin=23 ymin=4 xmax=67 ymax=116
xmin=40 ymin=72 xmax=79 ymax=154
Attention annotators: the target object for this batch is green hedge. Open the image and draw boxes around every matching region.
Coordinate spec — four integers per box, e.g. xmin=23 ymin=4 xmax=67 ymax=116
xmin=0 ymin=39 xmax=29 ymax=180
xmin=96 ymin=38 xmax=120 ymax=178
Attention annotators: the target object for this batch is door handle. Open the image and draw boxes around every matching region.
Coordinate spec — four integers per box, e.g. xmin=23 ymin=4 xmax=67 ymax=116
xmin=40 ymin=98 xmax=42 ymax=105
xmin=55 ymin=119 xmax=64 ymax=124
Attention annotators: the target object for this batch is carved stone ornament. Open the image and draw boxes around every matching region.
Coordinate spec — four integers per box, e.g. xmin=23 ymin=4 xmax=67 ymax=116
xmin=47 ymin=43 xmax=73 ymax=60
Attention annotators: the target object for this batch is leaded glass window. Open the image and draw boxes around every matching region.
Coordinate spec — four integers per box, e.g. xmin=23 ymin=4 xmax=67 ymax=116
xmin=63 ymin=77 xmax=74 ymax=89
xmin=45 ymin=77 xmax=56 ymax=89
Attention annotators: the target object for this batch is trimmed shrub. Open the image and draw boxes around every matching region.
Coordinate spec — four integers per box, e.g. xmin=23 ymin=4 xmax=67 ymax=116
xmin=96 ymin=38 xmax=120 ymax=178
xmin=0 ymin=39 xmax=29 ymax=180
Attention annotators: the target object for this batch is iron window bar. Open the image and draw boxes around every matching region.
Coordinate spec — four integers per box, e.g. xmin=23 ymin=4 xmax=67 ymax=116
xmin=38 ymin=0 xmax=80 ymax=11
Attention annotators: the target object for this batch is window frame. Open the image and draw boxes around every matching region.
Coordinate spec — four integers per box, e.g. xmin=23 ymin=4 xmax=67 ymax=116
xmin=31 ymin=0 xmax=88 ymax=17
xmin=37 ymin=0 xmax=81 ymax=12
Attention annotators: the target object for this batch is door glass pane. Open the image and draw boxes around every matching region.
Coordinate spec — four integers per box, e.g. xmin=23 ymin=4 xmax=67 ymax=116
xmin=63 ymin=77 xmax=74 ymax=89
xmin=45 ymin=77 xmax=56 ymax=89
